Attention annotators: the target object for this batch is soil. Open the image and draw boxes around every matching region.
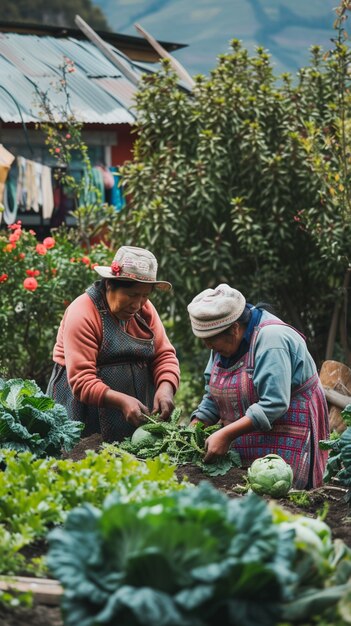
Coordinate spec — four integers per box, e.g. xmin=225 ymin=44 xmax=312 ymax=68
xmin=1 ymin=433 xmax=350 ymax=626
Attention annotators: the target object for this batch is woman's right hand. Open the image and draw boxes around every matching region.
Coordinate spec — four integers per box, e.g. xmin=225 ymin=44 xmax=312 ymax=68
xmin=104 ymin=390 xmax=150 ymax=427
xmin=119 ymin=395 xmax=150 ymax=427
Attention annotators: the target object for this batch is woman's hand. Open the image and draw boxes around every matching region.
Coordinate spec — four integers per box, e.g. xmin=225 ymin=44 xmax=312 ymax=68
xmin=104 ymin=390 xmax=149 ymax=427
xmin=204 ymin=428 xmax=232 ymax=463
xmin=152 ymin=381 xmax=175 ymax=420
xmin=119 ymin=395 xmax=150 ymax=427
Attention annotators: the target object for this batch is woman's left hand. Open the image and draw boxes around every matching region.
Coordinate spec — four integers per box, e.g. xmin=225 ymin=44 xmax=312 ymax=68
xmin=152 ymin=381 xmax=175 ymax=420
xmin=204 ymin=429 xmax=231 ymax=463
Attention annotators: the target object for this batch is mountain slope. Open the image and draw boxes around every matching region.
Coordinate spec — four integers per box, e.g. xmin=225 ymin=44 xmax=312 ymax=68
xmin=94 ymin=0 xmax=337 ymax=77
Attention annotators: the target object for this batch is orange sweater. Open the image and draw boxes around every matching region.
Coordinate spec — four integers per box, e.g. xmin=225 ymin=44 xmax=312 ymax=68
xmin=53 ymin=293 xmax=180 ymax=406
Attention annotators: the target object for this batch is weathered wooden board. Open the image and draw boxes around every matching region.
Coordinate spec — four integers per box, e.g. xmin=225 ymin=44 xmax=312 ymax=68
xmin=0 ymin=576 xmax=63 ymax=605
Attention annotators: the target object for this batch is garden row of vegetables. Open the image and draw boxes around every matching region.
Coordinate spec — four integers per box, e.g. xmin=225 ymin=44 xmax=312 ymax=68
xmin=0 ymin=376 xmax=351 ymax=624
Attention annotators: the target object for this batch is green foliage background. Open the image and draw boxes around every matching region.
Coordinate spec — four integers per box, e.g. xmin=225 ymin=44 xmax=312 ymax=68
xmin=115 ymin=33 xmax=351 ymax=368
xmin=0 ymin=0 xmax=109 ymax=30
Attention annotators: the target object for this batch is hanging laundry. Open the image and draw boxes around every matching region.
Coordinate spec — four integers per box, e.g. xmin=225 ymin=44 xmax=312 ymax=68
xmin=25 ymin=159 xmax=39 ymax=212
xmin=41 ymin=165 xmax=54 ymax=219
xmin=79 ymin=166 xmax=105 ymax=206
xmin=3 ymin=170 xmax=18 ymax=225
xmin=0 ymin=144 xmax=15 ymax=204
xmin=16 ymin=156 xmax=27 ymax=209
xmin=108 ymin=167 xmax=126 ymax=212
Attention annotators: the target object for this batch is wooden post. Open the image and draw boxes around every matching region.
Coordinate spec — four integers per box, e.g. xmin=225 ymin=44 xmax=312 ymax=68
xmin=134 ymin=23 xmax=195 ymax=90
xmin=75 ymin=15 xmax=140 ymax=87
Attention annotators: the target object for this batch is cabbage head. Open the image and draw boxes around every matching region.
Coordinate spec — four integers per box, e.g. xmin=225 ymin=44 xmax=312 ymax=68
xmin=247 ymin=454 xmax=293 ymax=498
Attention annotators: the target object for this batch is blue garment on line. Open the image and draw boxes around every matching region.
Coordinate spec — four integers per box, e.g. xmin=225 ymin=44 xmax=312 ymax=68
xmin=109 ymin=167 xmax=126 ymax=212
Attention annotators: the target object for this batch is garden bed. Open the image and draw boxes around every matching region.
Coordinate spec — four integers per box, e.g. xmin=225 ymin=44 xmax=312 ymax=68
xmin=0 ymin=433 xmax=350 ymax=626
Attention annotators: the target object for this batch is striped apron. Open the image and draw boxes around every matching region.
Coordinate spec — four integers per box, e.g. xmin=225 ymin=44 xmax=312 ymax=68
xmin=47 ymin=282 xmax=155 ymax=443
xmin=209 ymin=320 xmax=330 ymax=489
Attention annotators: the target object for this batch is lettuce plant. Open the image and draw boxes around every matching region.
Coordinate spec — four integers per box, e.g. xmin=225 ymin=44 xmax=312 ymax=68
xmin=47 ymin=483 xmax=351 ymax=626
xmin=0 ymin=377 xmax=83 ymax=457
xmin=247 ymin=454 xmax=294 ymax=498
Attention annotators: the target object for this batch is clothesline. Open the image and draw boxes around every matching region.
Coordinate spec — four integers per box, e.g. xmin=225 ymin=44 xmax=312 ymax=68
xmin=0 ymin=154 xmax=125 ymax=226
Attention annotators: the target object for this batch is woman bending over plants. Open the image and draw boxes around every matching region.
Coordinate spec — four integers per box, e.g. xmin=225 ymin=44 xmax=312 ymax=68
xmin=187 ymin=284 xmax=330 ymax=489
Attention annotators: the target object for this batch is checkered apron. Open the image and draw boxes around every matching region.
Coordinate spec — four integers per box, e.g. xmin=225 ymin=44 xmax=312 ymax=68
xmin=209 ymin=320 xmax=329 ymax=488
xmin=47 ymin=282 xmax=155 ymax=443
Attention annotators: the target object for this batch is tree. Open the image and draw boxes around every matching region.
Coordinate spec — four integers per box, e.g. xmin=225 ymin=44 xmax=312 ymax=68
xmin=1 ymin=0 xmax=110 ymax=31
xmin=115 ymin=34 xmax=351 ymax=367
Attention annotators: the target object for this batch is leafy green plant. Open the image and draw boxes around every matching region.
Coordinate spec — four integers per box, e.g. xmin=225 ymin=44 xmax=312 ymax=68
xmin=0 ymin=447 xmax=186 ymax=576
xmin=119 ymin=408 xmax=241 ymax=476
xmin=47 ymin=484 xmax=351 ymax=626
xmin=288 ymin=491 xmax=311 ymax=508
xmin=320 ymin=403 xmax=351 ymax=504
xmin=0 ymin=222 xmax=111 ymax=386
xmin=247 ymin=454 xmax=294 ymax=498
xmin=0 ymin=377 xmax=83 ymax=456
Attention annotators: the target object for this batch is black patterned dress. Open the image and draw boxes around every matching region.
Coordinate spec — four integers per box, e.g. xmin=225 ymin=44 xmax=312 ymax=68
xmin=47 ymin=282 xmax=155 ymax=442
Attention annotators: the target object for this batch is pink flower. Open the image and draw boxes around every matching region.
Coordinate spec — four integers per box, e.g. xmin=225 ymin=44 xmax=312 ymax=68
xmin=111 ymin=261 xmax=122 ymax=276
xmin=8 ymin=221 xmax=21 ymax=231
xmin=43 ymin=237 xmax=55 ymax=249
xmin=9 ymin=232 xmax=20 ymax=243
xmin=18 ymin=253 xmax=25 ymax=260
xmin=23 ymin=277 xmax=38 ymax=291
xmin=55 ymin=147 xmax=61 ymax=154
xmin=0 ymin=273 xmax=8 ymax=283
xmin=65 ymin=133 xmax=71 ymax=139
xmin=29 ymin=229 xmax=36 ymax=236
xmin=36 ymin=244 xmax=47 ymax=255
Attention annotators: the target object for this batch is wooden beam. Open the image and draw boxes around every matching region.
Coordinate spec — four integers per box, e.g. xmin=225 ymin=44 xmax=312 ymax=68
xmin=0 ymin=576 xmax=63 ymax=606
xmin=134 ymin=23 xmax=195 ymax=90
xmin=75 ymin=15 xmax=140 ymax=87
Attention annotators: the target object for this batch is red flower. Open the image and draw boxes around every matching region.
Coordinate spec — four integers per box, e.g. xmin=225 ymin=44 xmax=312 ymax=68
xmin=90 ymin=262 xmax=98 ymax=269
xmin=81 ymin=256 xmax=90 ymax=265
xmin=111 ymin=261 xmax=122 ymax=276
xmin=0 ymin=273 xmax=8 ymax=283
xmin=55 ymin=147 xmax=61 ymax=154
xmin=43 ymin=237 xmax=55 ymax=249
xmin=23 ymin=277 xmax=38 ymax=291
xmin=18 ymin=253 xmax=25 ymax=259
xmin=70 ymin=257 xmax=76 ymax=263
xmin=36 ymin=244 xmax=47 ymax=255
xmin=9 ymin=232 xmax=21 ymax=243
xmin=26 ymin=269 xmax=40 ymax=277
xmin=51 ymin=268 xmax=57 ymax=275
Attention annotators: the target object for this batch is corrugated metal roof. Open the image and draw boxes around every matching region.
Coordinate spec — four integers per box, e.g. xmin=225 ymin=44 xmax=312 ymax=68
xmin=0 ymin=32 xmax=140 ymax=124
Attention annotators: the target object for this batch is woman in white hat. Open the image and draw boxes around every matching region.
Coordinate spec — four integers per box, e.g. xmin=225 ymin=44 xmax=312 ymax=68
xmin=47 ymin=246 xmax=180 ymax=443
xmin=187 ymin=284 xmax=330 ymax=489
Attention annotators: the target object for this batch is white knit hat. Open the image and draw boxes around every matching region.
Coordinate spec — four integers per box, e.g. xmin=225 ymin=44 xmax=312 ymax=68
xmin=187 ymin=283 xmax=246 ymax=338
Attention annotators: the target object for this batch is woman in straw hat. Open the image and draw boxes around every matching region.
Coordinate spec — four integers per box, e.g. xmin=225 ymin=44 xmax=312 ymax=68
xmin=47 ymin=246 xmax=179 ymax=443
xmin=187 ymin=284 xmax=330 ymax=489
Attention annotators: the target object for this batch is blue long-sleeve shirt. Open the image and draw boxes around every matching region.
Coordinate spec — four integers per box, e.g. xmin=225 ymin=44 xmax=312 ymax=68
xmin=192 ymin=310 xmax=317 ymax=431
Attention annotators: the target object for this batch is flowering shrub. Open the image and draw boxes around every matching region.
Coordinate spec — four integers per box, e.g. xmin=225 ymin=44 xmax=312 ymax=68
xmin=0 ymin=222 xmax=111 ymax=387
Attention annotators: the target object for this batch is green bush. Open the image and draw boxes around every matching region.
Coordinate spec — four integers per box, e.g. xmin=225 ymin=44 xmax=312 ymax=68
xmin=0 ymin=222 xmax=111 ymax=387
